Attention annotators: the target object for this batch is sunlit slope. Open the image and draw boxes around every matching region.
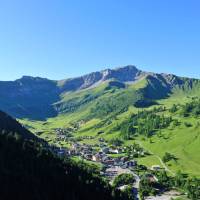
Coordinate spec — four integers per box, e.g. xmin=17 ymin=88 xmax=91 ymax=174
xmin=19 ymin=75 xmax=200 ymax=176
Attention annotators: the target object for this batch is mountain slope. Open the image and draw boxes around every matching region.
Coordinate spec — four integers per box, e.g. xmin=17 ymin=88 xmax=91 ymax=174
xmin=0 ymin=110 xmax=37 ymax=139
xmin=0 ymin=110 xmax=129 ymax=200
xmin=0 ymin=76 xmax=60 ymax=120
xmin=0 ymin=65 xmax=190 ymax=120
xmin=11 ymin=66 xmax=200 ymax=177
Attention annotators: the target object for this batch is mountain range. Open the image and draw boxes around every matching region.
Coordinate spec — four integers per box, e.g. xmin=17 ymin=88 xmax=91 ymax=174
xmin=0 ymin=65 xmax=198 ymax=120
xmin=1 ymin=65 xmax=200 ymax=180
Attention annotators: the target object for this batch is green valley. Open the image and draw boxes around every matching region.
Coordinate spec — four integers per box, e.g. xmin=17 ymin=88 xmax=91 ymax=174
xmin=1 ymin=66 xmax=200 ymax=199
xmin=16 ymin=67 xmax=200 ymax=178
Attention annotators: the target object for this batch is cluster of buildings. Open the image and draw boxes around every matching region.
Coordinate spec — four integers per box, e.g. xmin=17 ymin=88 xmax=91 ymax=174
xmin=68 ymin=142 xmax=137 ymax=169
xmin=55 ymin=128 xmax=72 ymax=142
xmin=46 ymin=137 xmax=163 ymax=200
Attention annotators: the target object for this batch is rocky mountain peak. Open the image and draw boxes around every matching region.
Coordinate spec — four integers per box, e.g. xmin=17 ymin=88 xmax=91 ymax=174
xmin=59 ymin=65 xmax=145 ymax=91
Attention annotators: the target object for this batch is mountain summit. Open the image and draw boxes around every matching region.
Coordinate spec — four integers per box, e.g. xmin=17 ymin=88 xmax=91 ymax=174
xmin=58 ymin=65 xmax=145 ymax=91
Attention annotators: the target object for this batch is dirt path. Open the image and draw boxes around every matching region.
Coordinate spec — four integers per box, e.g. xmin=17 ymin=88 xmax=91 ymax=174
xmin=155 ymin=155 xmax=175 ymax=176
xmin=138 ymin=142 xmax=175 ymax=176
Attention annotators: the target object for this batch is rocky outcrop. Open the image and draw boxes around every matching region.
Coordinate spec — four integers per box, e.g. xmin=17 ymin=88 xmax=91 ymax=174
xmin=58 ymin=65 xmax=145 ymax=91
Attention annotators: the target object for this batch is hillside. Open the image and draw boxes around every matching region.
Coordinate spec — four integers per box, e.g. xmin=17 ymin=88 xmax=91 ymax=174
xmin=0 ymin=65 xmax=191 ymax=120
xmin=1 ymin=65 xmax=200 ymax=179
xmin=0 ymin=110 xmax=37 ymax=139
xmin=0 ymin=110 xmax=130 ymax=200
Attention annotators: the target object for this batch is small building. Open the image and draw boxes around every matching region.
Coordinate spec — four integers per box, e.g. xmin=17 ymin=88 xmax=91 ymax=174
xmin=125 ymin=160 xmax=137 ymax=168
xmin=84 ymin=154 xmax=93 ymax=160
xmin=101 ymin=147 xmax=110 ymax=154
xmin=145 ymin=174 xmax=158 ymax=183
xmin=92 ymin=153 xmax=103 ymax=162
xmin=71 ymin=143 xmax=80 ymax=150
xmin=120 ymin=157 xmax=129 ymax=163
xmin=109 ymin=148 xmax=121 ymax=154
xmin=103 ymin=159 xmax=115 ymax=166
xmin=151 ymin=165 xmax=161 ymax=171
xmin=99 ymin=138 xmax=105 ymax=142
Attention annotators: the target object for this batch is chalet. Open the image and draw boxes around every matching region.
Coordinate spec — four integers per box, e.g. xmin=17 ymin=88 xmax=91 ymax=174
xmin=109 ymin=148 xmax=121 ymax=154
xmin=84 ymin=154 xmax=93 ymax=160
xmin=101 ymin=147 xmax=110 ymax=154
xmin=113 ymin=157 xmax=123 ymax=166
xmin=104 ymin=159 xmax=114 ymax=166
xmin=71 ymin=143 xmax=80 ymax=150
xmin=92 ymin=153 xmax=103 ymax=162
xmin=99 ymin=143 xmax=107 ymax=148
xmin=102 ymin=157 xmax=115 ymax=165
xmin=151 ymin=165 xmax=161 ymax=171
xmin=99 ymin=138 xmax=105 ymax=142
xmin=68 ymin=149 xmax=76 ymax=155
xmin=145 ymin=174 xmax=158 ymax=183
xmin=120 ymin=157 xmax=129 ymax=163
xmin=57 ymin=148 xmax=66 ymax=157
xmin=57 ymin=135 xmax=67 ymax=141
xmin=125 ymin=160 xmax=137 ymax=168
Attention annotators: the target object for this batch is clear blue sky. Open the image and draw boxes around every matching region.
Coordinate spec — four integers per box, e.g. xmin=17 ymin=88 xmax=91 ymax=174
xmin=0 ymin=0 xmax=200 ymax=81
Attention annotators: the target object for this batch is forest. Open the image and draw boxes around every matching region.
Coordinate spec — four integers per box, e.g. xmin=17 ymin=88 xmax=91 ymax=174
xmin=120 ymin=108 xmax=172 ymax=139
xmin=0 ymin=111 xmax=133 ymax=200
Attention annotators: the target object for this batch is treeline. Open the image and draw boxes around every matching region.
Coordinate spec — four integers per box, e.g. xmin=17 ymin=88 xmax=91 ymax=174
xmin=121 ymin=108 xmax=172 ymax=139
xmin=55 ymin=93 xmax=100 ymax=113
xmin=90 ymin=89 xmax=142 ymax=119
xmin=139 ymin=171 xmax=200 ymax=200
xmin=169 ymin=98 xmax=200 ymax=117
xmin=181 ymin=99 xmax=200 ymax=117
xmin=0 ymin=110 xmax=36 ymax=139
xmin=0 ymin=132 xmax=134 ymax=200
xmin=0 ymin=110 xmax=133 ymax=200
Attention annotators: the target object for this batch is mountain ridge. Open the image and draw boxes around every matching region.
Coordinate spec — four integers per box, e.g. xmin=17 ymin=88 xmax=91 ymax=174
xmin=0 ymin=65 xmax=198 ymax=120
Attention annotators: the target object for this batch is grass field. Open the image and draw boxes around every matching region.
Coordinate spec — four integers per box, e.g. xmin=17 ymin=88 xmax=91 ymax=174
xmin=18 ymin=80 xmax=200 ymax=178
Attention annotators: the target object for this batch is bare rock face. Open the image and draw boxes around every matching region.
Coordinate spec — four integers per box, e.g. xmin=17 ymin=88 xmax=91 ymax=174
xmin=59 ymin=65 xmax=146 ymax=91
xmin=102 ymin=65 xmax=143 ymax=82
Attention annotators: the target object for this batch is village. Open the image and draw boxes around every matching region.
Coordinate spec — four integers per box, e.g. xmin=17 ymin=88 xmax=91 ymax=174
xmin=38 ymin=127 xmax=189 ymax=200
xmin=47 ymin=128 xmax=167 ymax=198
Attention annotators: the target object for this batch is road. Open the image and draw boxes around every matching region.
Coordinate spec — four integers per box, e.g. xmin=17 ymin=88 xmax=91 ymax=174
xmin=106 ymin=166 xmax=140 ymax=199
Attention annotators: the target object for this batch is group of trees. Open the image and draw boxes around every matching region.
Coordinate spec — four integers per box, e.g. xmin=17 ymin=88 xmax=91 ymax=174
xmin=55 ymin=93 xmax=99 ymax=114
xmin=162 ymin=152 xmax=177 ymax=163
xmin=0 ymin=132 xmax=115 ymax=200
xmin=90 ymin=89 xmax=142 ymax=119
xmin=0 ymin=110 xmax=134 ymax=200
xmin=139 ymin=170 xmax=200 ymax=200
xmin=169 ymin=99 xmax=200 ymax=118
xmin=125 ymin=143 xmax=147 ymax=158
xmin=113 ymin=173 xmax=136 ymax=188
xmin=181 ymin=100 xmax=200 ymax=117
xmin=121 ymin=110 xmax=172 ymax=139
xmin=159 ymin=171 xmax=200 ymax=200
xmin=109 ymin=138 xmax=124 ymax=146
xmin=139 ymin=175 xmax=158 ymax=199
xmin=112 ymin=174 xmax=137 ymax=200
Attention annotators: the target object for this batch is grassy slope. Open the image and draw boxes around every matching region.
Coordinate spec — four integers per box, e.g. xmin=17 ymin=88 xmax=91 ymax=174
xmin=19 ymin=78 xmax=200 ymax=177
